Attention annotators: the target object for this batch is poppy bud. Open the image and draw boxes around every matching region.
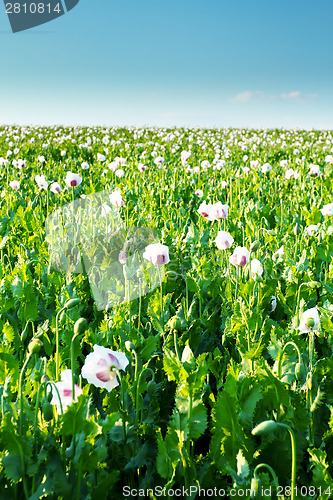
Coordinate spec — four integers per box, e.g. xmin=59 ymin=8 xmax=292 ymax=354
xmin=48 ymin=264 xmax=54 ymax=274
xmin=59 ymin=310 xmax=67 ymax=325
xmin=42 ymin=400 xmax=54 ymax=421
xmin=46 ymin=387 xmax=53 ymax=402
xmin=250 ymin=240 xmax=260 ymax=252
xmin=252 ymin=420 xmax=278 ymax=435
xmin=125 ymin=341 xmax=135 ymax=352
xmin=74 ymin=318 xmax=88 ymax=335
xmin=250 ymin=477 xmax=261 ymax=498
xmin=307 ymin=373 xmax=312 ymax=391
xmin=147 ymin=380 xmax=156 ymax=396
xmin=295 ymin=362 xmax=303 ymax=380
xmin=28 ymin=338 xmax=43 ymax=355
xmin=293 ymin=223 xmax=301 ymax=235
xmin=64 ymin=298 xmax=81 ymax=309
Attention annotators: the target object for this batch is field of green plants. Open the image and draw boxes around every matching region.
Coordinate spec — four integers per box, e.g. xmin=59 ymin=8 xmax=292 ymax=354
xmin=0 ymin=125 xmax=333 ymax=499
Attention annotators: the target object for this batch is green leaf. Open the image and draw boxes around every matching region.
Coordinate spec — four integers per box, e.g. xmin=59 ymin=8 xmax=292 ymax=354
xmin=190 ymin=402 xmax=207 ymax=439
xmin=239 ymin=385 xmax=263 ymax=426
xmin=156 ymin=429 xmax=173 ymax=480
xmin=1 ymin=454 xmax=23 ymax=482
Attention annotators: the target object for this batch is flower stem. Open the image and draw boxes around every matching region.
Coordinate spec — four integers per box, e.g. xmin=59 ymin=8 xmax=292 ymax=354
xmin=19 ymin=353 xmax=32 ymax=434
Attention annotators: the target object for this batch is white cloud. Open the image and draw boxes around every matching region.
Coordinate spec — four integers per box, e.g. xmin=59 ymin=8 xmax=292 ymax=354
xmin=231 ymin=90 xmax=317 ymax=103
xmin=231 ymin=90 xmax=263 ymax=102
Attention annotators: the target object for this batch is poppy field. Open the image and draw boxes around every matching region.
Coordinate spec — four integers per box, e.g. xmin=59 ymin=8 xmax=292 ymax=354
xmin=1 ymin=125 xmax=333 ymax=499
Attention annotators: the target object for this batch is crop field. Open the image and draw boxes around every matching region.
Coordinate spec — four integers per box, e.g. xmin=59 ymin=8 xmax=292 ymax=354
xmin=0 ymin=125 xmax=333 ymax=499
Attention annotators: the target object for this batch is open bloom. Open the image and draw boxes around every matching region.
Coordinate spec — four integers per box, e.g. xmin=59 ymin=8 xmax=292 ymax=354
xmin=97 ymin=153 xmax=106 ymax=162
xmin=181 ymin=150 xmax=191 ymax=165
xmin=81 ymin=345 xmax=129 ymax=391
xmin=114 ymin=157 xmax=127 ymax=167
xmin=321 ymin=203 xmax=333 ymax=216
xmin=154 ymin=156 xmax=164 ymax=167
xmin=261 ymin=163 xmax=272 ymax=173
xmin=108 ymin=161 xmax=118 ymax=172
xmin=207 ymin=202 xmax=228 ymax=221
xmin=229 ymin=246 xmax=250 ymax=267
xmin=251 ymin=259 xmax=263 ymax=277
xmin=115 ymin=169 xmax=124 ymax=178
xmin=17 ymin=159 xmax=26 ymax=169
xmin=9 ymin=180 xmax=20 ymax=190
xmin=143 ymin=243 xmax=170 ymax=265
xmin=195 ymin=189 xmax=203 ymax=197
xmin=109 ymin=190 xmax=124 ymax=207
xmin=298 ymin=307 xmax=320 ymax=333
xmin=65 ymin=171 xmax=82 ymax=187
xmin=49 ymin=369 xmax=83 ymax=414
xmin=35 ymin=174 xmax=48 ymax=190
xmin=215 ymin=231 xmax=234 ymax=250
xmin=81 ymin=162 xmax=89 ymax=170
xmin=198 ymin=200 xmax=212 ymax=218
xmin=50 ymin=182 xmax=61 ymax=194
xmin=306 ymin=224 xmax=318 ymax=236
xmin=309 ymin=164 xmax=321 ymax=177
xmin=325 ymin=155 xmax=333 ymax=164
xmin=250 ymin=160 xmax=259 ymax=169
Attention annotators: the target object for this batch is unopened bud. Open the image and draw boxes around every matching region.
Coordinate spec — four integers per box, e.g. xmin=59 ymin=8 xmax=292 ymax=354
xmin=250 ymin=240 xmax=260 ymax=252
xmin=252 ymin=420 xmax=278 ymax=436
xmin=64 ymin=298 xmax=81 ymax=309
xmin=125 ymin=341 xmax=135 ymax=352
xmin=295 ymin=362 xmax=303 ymax=380
xmin=294 ymin=223 xmax=301 ymax=235
xmin=74 ymin=318 xmax=88 ymax=335
xmin=250 ymin=477 xmax=261 ymax=498
xmin=42 ymin=400 xmax=53 ymax=421
xmin=147 ymin=380 xmax=156 ymax=395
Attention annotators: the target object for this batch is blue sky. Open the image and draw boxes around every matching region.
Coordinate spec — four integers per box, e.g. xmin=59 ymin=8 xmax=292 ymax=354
xmin=0 ymin=0 xmax=332 ymax=129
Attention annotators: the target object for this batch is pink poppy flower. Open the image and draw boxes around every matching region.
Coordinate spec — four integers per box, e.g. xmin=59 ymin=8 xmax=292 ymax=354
xmin=81 ymin=345 xmax=129 ymax=392
xmin=143 ymin=243 xmax=170 ymax=265
xmin=49 ymin=369 xmax=83 ymax=414
xmin=229 ymin=246 xmax=250 ymax=267
xmin=109 ymin=190 xmax=124 ymax=207
xmin=65 ymin=172 xmax=82 ymax=187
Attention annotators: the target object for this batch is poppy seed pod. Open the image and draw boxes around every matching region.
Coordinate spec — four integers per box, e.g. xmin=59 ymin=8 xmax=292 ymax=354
xmin=306 ymin=317 xmax=315 ymax=329
xmin=28 ymin=338 xmax=43 ymax=355
xmin=168 ymin=316 xmax=182 ymax=331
